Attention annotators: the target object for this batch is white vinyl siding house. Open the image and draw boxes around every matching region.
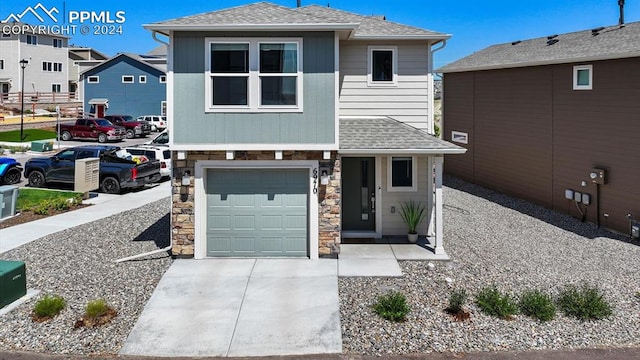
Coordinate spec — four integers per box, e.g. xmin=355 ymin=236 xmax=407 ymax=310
xmin=339 ymin=40 xmax=431 ymax=130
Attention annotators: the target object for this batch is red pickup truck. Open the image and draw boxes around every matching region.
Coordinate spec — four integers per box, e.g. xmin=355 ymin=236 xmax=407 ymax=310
xmin=59 ymin=118 xmax=126 ymax=143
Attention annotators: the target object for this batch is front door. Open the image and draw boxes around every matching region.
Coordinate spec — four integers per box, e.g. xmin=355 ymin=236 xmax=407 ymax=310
xmin=1 ymin=83 xmax=9 ymax=100
xmin=342 ymin=157 xmax=376 ymax=231
xmin=96 ymin=104 xmax=105 ymax=118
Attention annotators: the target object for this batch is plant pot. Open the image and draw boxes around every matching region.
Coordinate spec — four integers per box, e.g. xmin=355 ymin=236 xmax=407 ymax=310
xmin=408 ymin=233 xmax=419 ymax=243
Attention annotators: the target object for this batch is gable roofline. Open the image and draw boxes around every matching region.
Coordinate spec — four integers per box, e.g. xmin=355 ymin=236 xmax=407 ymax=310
xmin=80 ymin=53 xmax=165 ymax=77
xmin=143 ymin=23 xmax=359 ymax=33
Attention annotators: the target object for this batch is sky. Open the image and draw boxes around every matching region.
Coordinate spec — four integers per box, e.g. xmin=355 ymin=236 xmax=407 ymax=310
xmin=1 ymin=0 xmax=638 ymax=69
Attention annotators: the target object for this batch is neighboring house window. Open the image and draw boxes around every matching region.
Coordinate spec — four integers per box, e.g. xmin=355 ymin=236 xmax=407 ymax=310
xmin=42 ymin=62 xmax=52 ymax=71
xmin=2 ymin=33 xmax=10 ymax=38
xmin=26 ymin=35 xmax=37 ymax=45
xmin=139 ymin=75 xmax=147 ymax=83
xmin=388 ymin=156 xmax=417 ymax=192
xmin=161 ymin=101 xmax=167 ymax=116
xmin=159 ymin=75 xmax=166 ymax=83
xmin=53 ymin=38 xmax=63 ymax=48
xmin=87 ymin=76 xmax=99 ymax=84
xmin=368 ymin=46 xmax=397 ymax=86
xmin=51 ymin=84 xmax=61 ymax=93
xmin=0 ymin=59 xmax=4 ymax=70
xmin=122 ymin=75 xmax=134 ymax=83
xmin=573 ymin=65 xmax=592 ymax=90
xmin=53 ymin=62 xmax=63 ymax=72
xmin=205 ymin=37 xmax=303 ymax=112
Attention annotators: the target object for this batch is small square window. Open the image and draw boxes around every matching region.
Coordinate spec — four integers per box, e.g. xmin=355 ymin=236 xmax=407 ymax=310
xmin=122 ymin=75 xmax=134 ymax=84
xmin=139 ymin=75 xmax=147 ymax=83
xmin=388 ymin=156 xmax=417 ymax=192
xmin=87 ymin=76 xmax=99 ymax=84
xmin=573 ymin=65 xmax=592 ymax=90
xmin=159 ymin=75 xmax=166 ymax=83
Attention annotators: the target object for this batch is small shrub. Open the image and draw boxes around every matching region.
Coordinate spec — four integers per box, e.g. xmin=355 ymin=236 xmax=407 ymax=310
xmin=32 ymin=201 xmax=51 ymax=215
xmin=476 ymin=286 xmax=518 ymax=319
xmin=85 ymin=299 xmax=108 ymax=318
xmin=373 ymin=291 xmax=410 ymax=322
xmin=519 ymin=289 xmax=556 ymax=321
xmin=446 ymin=288 xmax=468 ymax=313
xmin=557 ymin=284 xmax=612 ymax=320
xmin=33 ymin=295 xmax=66 ymax=319
xmin=50 ymin=198 xmax=71 ymax=211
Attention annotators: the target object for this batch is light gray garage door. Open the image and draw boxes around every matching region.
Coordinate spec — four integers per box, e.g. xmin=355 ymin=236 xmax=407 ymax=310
xmin=206 ymin=169 xmax=308 ymax=257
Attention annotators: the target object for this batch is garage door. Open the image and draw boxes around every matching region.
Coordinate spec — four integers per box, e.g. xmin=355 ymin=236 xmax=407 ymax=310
xmin=206 ymin=169 xmax=309 ymax=257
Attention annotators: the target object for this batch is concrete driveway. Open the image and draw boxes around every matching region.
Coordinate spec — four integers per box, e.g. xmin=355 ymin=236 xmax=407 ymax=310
xmin=120 ymin=258 xmax=341 ymax=357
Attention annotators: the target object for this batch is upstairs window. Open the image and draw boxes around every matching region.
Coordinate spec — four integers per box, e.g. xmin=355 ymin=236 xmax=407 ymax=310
xmin=139 ymin=75 xmax=147 ymax=83
xmin=368 ymin=46 xmax=397 ymax=86
xmin=53 ymin=38 xmax=63 ymax=48
xmin=122 ymin=75 xmax=134 ymax=84
xmin=573 ymin=65 xmax=592 ymax=90
xmin=0 ymin=59 xmax=4 ymax=70
xmin=87 ymin=76 xmax=99 ymax=84
xmin=205 ymin=37 xmax=303 ymax=112
xmin=159 ymin=75 xmax=166 ymax=83
xmin=26 ymin=34 xmax=37 ymax=45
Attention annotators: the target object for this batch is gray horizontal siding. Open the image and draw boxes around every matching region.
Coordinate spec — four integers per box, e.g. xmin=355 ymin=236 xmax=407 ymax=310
xmin=172 ymin=31 xmax=336 ymax=146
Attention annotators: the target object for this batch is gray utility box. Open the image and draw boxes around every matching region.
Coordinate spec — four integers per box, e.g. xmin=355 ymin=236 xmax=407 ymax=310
xmin=632 ymin=222 xmax=640 ymax=239
xmin=0 ymin=185 xmax=19 ymax=219
xmin=0 ymin=260 xmax=27 ymax=308
xmin=74 ymin=158 xmax=100 ymax=193
xmin=31 ymin=140 xmax=54 ymax=152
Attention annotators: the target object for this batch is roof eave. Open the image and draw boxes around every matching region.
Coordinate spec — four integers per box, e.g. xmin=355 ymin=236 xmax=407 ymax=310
xmin=339 ymin=148 xmax=467 ymax=155
xmin=143 ymin=23 xmax=359 ymax=32
xmin=439 ymin=51 xmax=640 ymax=73
xmin=350 ymin=34 xmax=452 ymax=41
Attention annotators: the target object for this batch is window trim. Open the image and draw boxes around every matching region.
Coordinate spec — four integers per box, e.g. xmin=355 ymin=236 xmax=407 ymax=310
xmin=368 ymin=46 xmax=398 ymax=87
xmin=26 ymin=34 xmax=38 ymax=45
xmin=573 ymin=64 xmax=592 ymax=90
xmin=159 ymin=75 xmax=166 ymax=83
xmin=139 ymin=75 xmax=147 ymax=83
xmin=87 ymin=76 xmax=99 ymax=84
xmin=122 ymin=75 xmax=134 ymax=84
xmin=204 ymin=37 xmax=303 ymax=113
xmin=387 ymin=156 xmax=418 ymax=192
xmin=51 ymin=83 xmax=61 ymax=93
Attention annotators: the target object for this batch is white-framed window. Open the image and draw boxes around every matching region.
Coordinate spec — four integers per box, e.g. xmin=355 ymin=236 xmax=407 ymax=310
xmin=122 ymin=75 xmax=134 ymax=84
xmin=573 ymin=65 xmax=592 ymax=90
xmin=161 ymin=101 xmax=167 ymax=116
xmin=26 ymin=34 xmax=37 ymax=45
xmin=0 ymin=59 xmax=4 ymax=70
xmin=205 ymin=37 xmax=303 ymax=112
xmin=87 ymin=76 xmax=99 ymax=84
xmin=42 ymin=61 xmax=52 ymax=71
xmin=51 ymin=84 xmax=61 ymax=93
xmin=53 ymin=38 xmax=63 ymax=48
xmin=139 ymin=75 xmax=147 ymax=83
xmin=387 ymin=156 xmax=417 ymax=192
xmin=53 ymin=62 xmax=62 ymax=72
xmin=368 ymin=46 xmax=398 ymax=86
xmin=159 ymin=75 xmax=166 ymax=83
xmin=451 ymin=131 xmax=469 ymax=144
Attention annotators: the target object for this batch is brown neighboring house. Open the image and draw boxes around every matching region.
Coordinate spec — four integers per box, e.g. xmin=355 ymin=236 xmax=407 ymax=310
xmin=438 ymin=21 xmax=640 ymax=237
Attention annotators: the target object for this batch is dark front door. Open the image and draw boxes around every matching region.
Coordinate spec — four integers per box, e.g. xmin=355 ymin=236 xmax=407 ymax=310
xmin=342 ymin=157 xmax=375 ymax=231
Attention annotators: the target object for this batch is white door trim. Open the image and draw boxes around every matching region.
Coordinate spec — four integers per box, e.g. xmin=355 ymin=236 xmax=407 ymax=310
xmin=339 ymin=155 xmax=382 ymax=238
xmin=194 ymin=160 xmax=319 ymax=260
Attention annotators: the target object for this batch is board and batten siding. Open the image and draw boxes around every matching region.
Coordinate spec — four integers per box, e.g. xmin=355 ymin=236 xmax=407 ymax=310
xmin=379 ymin=156 xmax=430 ymax=235
xmin=339 ymin=40 xmax=430 ymax=130
xmin=172 ymin=31 xmax=336 ymax=146
xmin=442 ymin=57 xmax=640 ymax=234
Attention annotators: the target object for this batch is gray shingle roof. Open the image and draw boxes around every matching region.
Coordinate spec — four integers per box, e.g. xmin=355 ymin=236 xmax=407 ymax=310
xmin=145 ymin=2 xmax=449 ymax=40
xmin=438 ymin=21 xmax=640 ymax=73
xmin=340 ymin=118 xmax=465 ymax=154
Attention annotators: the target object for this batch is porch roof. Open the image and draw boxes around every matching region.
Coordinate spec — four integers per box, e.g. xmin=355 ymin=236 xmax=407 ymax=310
xmin=339 ymin=117 xmax=466 ymax=155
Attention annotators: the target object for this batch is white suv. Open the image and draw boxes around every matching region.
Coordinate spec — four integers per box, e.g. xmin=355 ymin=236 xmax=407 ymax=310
xmin=123 ymin=144 xmax=171 ymax=179
xmin=136 ymin=115 xmax=166 ymax=132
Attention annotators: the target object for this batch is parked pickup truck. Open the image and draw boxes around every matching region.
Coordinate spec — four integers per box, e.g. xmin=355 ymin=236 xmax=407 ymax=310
xmin=59 ymin=118 xmax=126 ymax=143
xmin=23 ymin=145 xmax=162 ymax=194
xmin=103 ymin=115 xmax=151 ymax=139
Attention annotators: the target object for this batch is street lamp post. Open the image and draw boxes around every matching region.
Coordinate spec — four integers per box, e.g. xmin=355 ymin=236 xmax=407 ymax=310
xmin=19 ymin=59 xmax=29 ymax=142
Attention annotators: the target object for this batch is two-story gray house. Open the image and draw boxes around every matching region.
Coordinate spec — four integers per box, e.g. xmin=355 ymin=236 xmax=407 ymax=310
xmin=144 ymin=2 xmax=465 ymax=259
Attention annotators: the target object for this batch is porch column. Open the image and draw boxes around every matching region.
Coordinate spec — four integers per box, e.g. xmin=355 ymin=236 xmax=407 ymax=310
xmin=433 ymin=156 xmax=445 ymax=255
xmin=426 ymin=156 xmax=435 ymax=236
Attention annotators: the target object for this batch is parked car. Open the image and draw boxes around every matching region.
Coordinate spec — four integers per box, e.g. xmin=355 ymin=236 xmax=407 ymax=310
xmin=59 ymin=118 xmax=126 ymax=143
xmin=145 ymin=129 xmax=168 ymax=145
xmin=123 ymin=144 xmax=171 ymax=179
xmin=23 ymin=145 xmax=161 ymax=194
xmin=136 ymin=115 xmax=166 ymax=132
xmin=0 ymin=157 xmax=22 ymax=185
xmin=103 ymin=115 xmax=151 ymax=139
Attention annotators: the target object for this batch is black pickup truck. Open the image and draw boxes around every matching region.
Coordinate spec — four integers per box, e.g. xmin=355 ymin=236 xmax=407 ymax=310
xmin=23 ymin=145 xmax=162 ymax=194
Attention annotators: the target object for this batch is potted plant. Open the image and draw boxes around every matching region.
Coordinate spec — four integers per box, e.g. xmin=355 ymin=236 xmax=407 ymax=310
xmin=399 ymin=200 xmax=427 ymax=243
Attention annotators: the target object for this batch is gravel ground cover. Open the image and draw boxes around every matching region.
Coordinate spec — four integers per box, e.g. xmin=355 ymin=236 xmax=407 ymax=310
xmin=340 ymin=176 xmax=640 ymax=355
xmin=0 ymin=198 xmax=172 ymax=355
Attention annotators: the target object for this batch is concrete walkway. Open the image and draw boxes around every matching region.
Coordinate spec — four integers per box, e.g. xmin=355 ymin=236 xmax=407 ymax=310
xmin=120 ymin=258 xmax=342 ymax=358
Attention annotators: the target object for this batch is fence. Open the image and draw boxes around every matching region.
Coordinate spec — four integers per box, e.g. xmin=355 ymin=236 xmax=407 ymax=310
xmin=0 ymin=92 xmax=78 ymax=104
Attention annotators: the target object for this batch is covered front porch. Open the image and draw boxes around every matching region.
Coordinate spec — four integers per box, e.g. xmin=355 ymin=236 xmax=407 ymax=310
xmin=338 ymin=117 xmax=466 ymax=259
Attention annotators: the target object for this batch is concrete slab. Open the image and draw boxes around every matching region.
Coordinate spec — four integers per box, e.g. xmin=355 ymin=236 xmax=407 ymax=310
xmin=391 ymin=244 xmax=450 ymax=261
xmin=338 ymin=258 xmax=403 ymax=277
xmin=121 ymin=258 xmax=342 ymax=358
xmin=339 ymin=244 xmax=396 ymax=259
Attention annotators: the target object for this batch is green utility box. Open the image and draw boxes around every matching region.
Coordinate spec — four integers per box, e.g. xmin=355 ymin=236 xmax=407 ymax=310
xmin=31 ymin=140 xmax=54 ymax=152
xmin=0 ymin=260 xmax=26 ymax=308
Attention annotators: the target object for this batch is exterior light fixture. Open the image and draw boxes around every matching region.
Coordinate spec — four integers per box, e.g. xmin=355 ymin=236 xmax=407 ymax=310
xmin=320 ymin=169 xmax=330 ymax=185
xmin=181 ymin=171 xmax=191 ymax=186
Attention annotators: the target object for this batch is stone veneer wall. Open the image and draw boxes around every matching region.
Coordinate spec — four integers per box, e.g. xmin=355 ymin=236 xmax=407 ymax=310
xmin=171 ymin=151 xmax=341 ymax=257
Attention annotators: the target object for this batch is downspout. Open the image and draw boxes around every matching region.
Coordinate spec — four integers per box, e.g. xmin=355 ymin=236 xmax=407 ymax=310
xmin=428 ymin=40 xmax=447 ymax=135
xmin=116 ymin=30 xmax=172 ymax=263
